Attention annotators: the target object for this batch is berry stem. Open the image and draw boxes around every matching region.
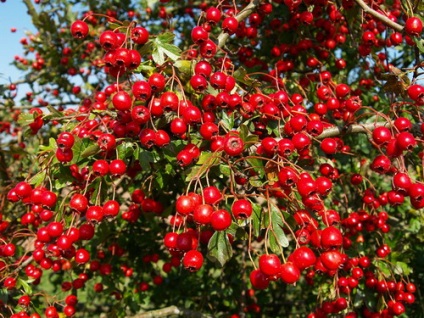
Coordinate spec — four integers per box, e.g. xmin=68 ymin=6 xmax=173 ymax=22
xmin=354 ymin=0 xmax=403 ymax=32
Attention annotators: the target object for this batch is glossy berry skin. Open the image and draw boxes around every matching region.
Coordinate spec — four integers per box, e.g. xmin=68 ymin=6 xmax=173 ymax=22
xmin=259 ymin=254 xmax=281 ymax=276
xmin=288 ymin=247 xmax=317 ymax=271
xmin=92 ymin=159 xmax=109 ymax=176
xmin=224 ymin=134 xmax=244 ymax=156
xmin=250 ymin=268 xmax=269 ymax=290
xmin=231 ymin=199 xmax=253 ymax=219
xmin=210 ymin=209 xmax=232 ymax=231
xmin=70 ymin=20 xmax=89 ymax=39
xmin=202 ymin=186 xmax=222 ymax=205
xmin=113 ymin=91 xmax=132 ymax=111
xmin=109 ymin=159 xmax=126 ymax=176
xmin=70 ymin=194 xmax=88 ymax=213
xmin=75 ymin=248 xmax=90 ymax=264
xmin=182 ymin=250 xmax=204 ymax=272
xmin=280 ymin=262 xmax=301 ymax=284
xmin=57 ymin=132 xmax=75 ymax=149
xmin=405 ymin=17 xmax=423 ymax=36
xmin=191 ymin=26 xmax=208 ymax=44
xmin=320 ymin=138 xmax=337 ymax=154
xmin=131 ymin=26 xmax=149 ymax=44
xmin=193 ymin=203 xmax=214 ymax=224
xmin=320 ymin=226 xmax=343 ymax=249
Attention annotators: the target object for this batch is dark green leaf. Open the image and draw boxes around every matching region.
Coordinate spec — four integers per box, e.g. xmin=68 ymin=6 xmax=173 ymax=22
xmin=139 ymin=150 xmax=154 ymax=171
xmin=219 ymin=164 xmax=231 ymax=177
xmin=207 ymin=231 xmax=233 ymax=267
xmin=251 ymin=202 xmax=263 ymax=237
xmin=246 ymin=157 xmax=265 ymax=178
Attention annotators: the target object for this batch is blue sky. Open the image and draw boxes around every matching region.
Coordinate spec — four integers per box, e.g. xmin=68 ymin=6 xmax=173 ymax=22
xmin=0 ymin=1 xmax=34 ymax=85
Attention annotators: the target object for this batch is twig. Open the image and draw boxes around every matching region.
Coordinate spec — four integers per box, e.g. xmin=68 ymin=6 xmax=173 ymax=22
xmin=217 ymin=0 xmax=261 ymax=49
xmin=126 ymin=305 xmax=212 ymax=318
xmin=354 ymin=0 xmax=404 ymax=32
xmin=316 ymin=122 xmax=392 ymax=139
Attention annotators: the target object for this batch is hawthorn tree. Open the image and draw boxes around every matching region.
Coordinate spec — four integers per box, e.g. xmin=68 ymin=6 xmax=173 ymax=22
xmin=1 ymin=0 xmax=424 ymax=317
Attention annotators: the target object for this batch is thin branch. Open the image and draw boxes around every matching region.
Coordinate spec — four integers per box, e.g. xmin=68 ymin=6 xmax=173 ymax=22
xmin=316 ymin=122 xmax=391 ymax=139
xmin=126 ymin=306 xmax=212 ymax=318
xmin=354 ymin=0 xmax=404 ymax=32
xmin=217 ymin=0 xmax=261 ymax=49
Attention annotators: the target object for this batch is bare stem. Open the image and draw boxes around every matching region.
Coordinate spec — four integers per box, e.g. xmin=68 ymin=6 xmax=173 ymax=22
xmin=217 ymin=0 xmax=261 ymax=49
xmin=126 ymin=306 xmax=211 ymax=318
xmin=316 ymin=122 xmax=392 ymax=139
xmin=354 ymin=0 xmax=404 ymax=32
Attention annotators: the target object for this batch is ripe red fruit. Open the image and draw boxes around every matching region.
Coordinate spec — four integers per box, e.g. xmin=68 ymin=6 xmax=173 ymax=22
xmin=193 ymin=203 xmax=214 ymax=224
xmin=132 ymin=81 xmax=152 ymax=101
xmin=57 ymin=132 xmax=75 ymax=149
xmin=190 ymin=74 xmax=208 ymax=92
xmin=231 ymin=199 xmax=253 ymax=219
xmin=75 ymin=248 xmax=90 ymax=264
xmin=92 ymin=159 xmax=109 ymax=176
xmin=222 ymin=17 xmax=239 ymax=35
xmin=320 ymin=250 xmax=344 ymax=270
xmin=288 ymin=247 xmax=317 ymax=271
xmin=191 ymin=26 xmax=208 ymax=44
xmin=112 ymin=91 xmax=132 ymax=111
xmin=131 ymin=26 xmax=149 ymax=44
xmin=259 ymin=254 xmax=281 ymax=276
xmin=210 ymin=209 xmax=232 ymax=231
xmin=405 ymin=17 xmax=423 ymax=36
xmin=14 ymin=181 xmax=32 ymax=199
xmin=182 ymin=250 xmax=204 ymax=272
xmin=202 ymin=186 xmax=222 ymax=205
xmin=320 ymin=226 xmax=343 ymax=249
xmin=205 ymin=7 xmax=221 ymax=24
xmin=70 ymin=193 xmax=88 ymax=213
xmin=70 ymin=20 xmax=89 ymax=39
xmin=396 ymin=132 xmax=416 ymax=151
xmin=109 ymin=159 xmax=126 ymax=176
xmin=224 ymin=134 xmax=244 ymax=156
xmin=164 ymin=232 xmax=179 ymax=250
xmin=370 ymin=155 xmax=391 ymax=174
xmin=320 ymin=138 xmax=338 ymax=155
xmin=280 ymin=262 xmax=301 ymax=284
xmin=176 ymin=195 xmax=195 ymax=215
xmin=407 ymin=84 xmax=424 ymax=104
xmin=99 ymin=30 xmax=118 ymax=50
xmin=372 ymin=126 xmax=392 ymax=145
xmin=249 ymin=269 xmax=269 ymax=290
xmin=86 ymin=205 xmax=104 ymax=223
xmin=97 ymin=133 xmax=116 ymax=151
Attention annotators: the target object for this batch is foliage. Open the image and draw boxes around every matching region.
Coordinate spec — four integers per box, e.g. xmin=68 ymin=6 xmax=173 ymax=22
xmin=1 ymin=0 xmax=424 ymax=317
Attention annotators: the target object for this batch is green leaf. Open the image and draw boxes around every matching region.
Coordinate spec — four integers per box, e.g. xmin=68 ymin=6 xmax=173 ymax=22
xmin=151 ymin=32 xmax=181 ymax=65
xmin=46 ymin=105 xmax=63 ymax=118
xmin=174 ymin=60 xmax=192 ymax=75
xmin=269 ymin=206 xmax=289 ymax=249
xmin=134 ymin=60 xmax=156 ymax=76
xmin=207 ymin=231 xmax=233 ymax=267
xmin=246 ymin=157 xmax=265 ymax=178
xmin=196 ymin=151 xmax=218 ymax=165
xmin=373 ymin=260 xmax=391 ymax=277
xmin=251 ymin=202 xmax=263 ymax=237
xmin=117 ymin=142 xmax=134 ymax=159
xmin=233 ymin=67 xmax=260 ymax=87
xmin=80 ymin=144 xmax=101 ymax=159
xmin=29 ymin=170 xmax=47 ymax=187
xmin=17 ymin=278 xmax=32 ymax=295
xmin=414 ymin=37 xmax=424 ymax=54
xmin=219 ymin=164 xmax=231 ymax=177
xmin=220 ymin=110 xmax=234 ymax=130
xmin=72 ymin=137 xmax=98 ymax=163
xmin=394 ymin=261 xmax=412 ymax=275
xmin=139 ymin=150 xmax=155 ymax=171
